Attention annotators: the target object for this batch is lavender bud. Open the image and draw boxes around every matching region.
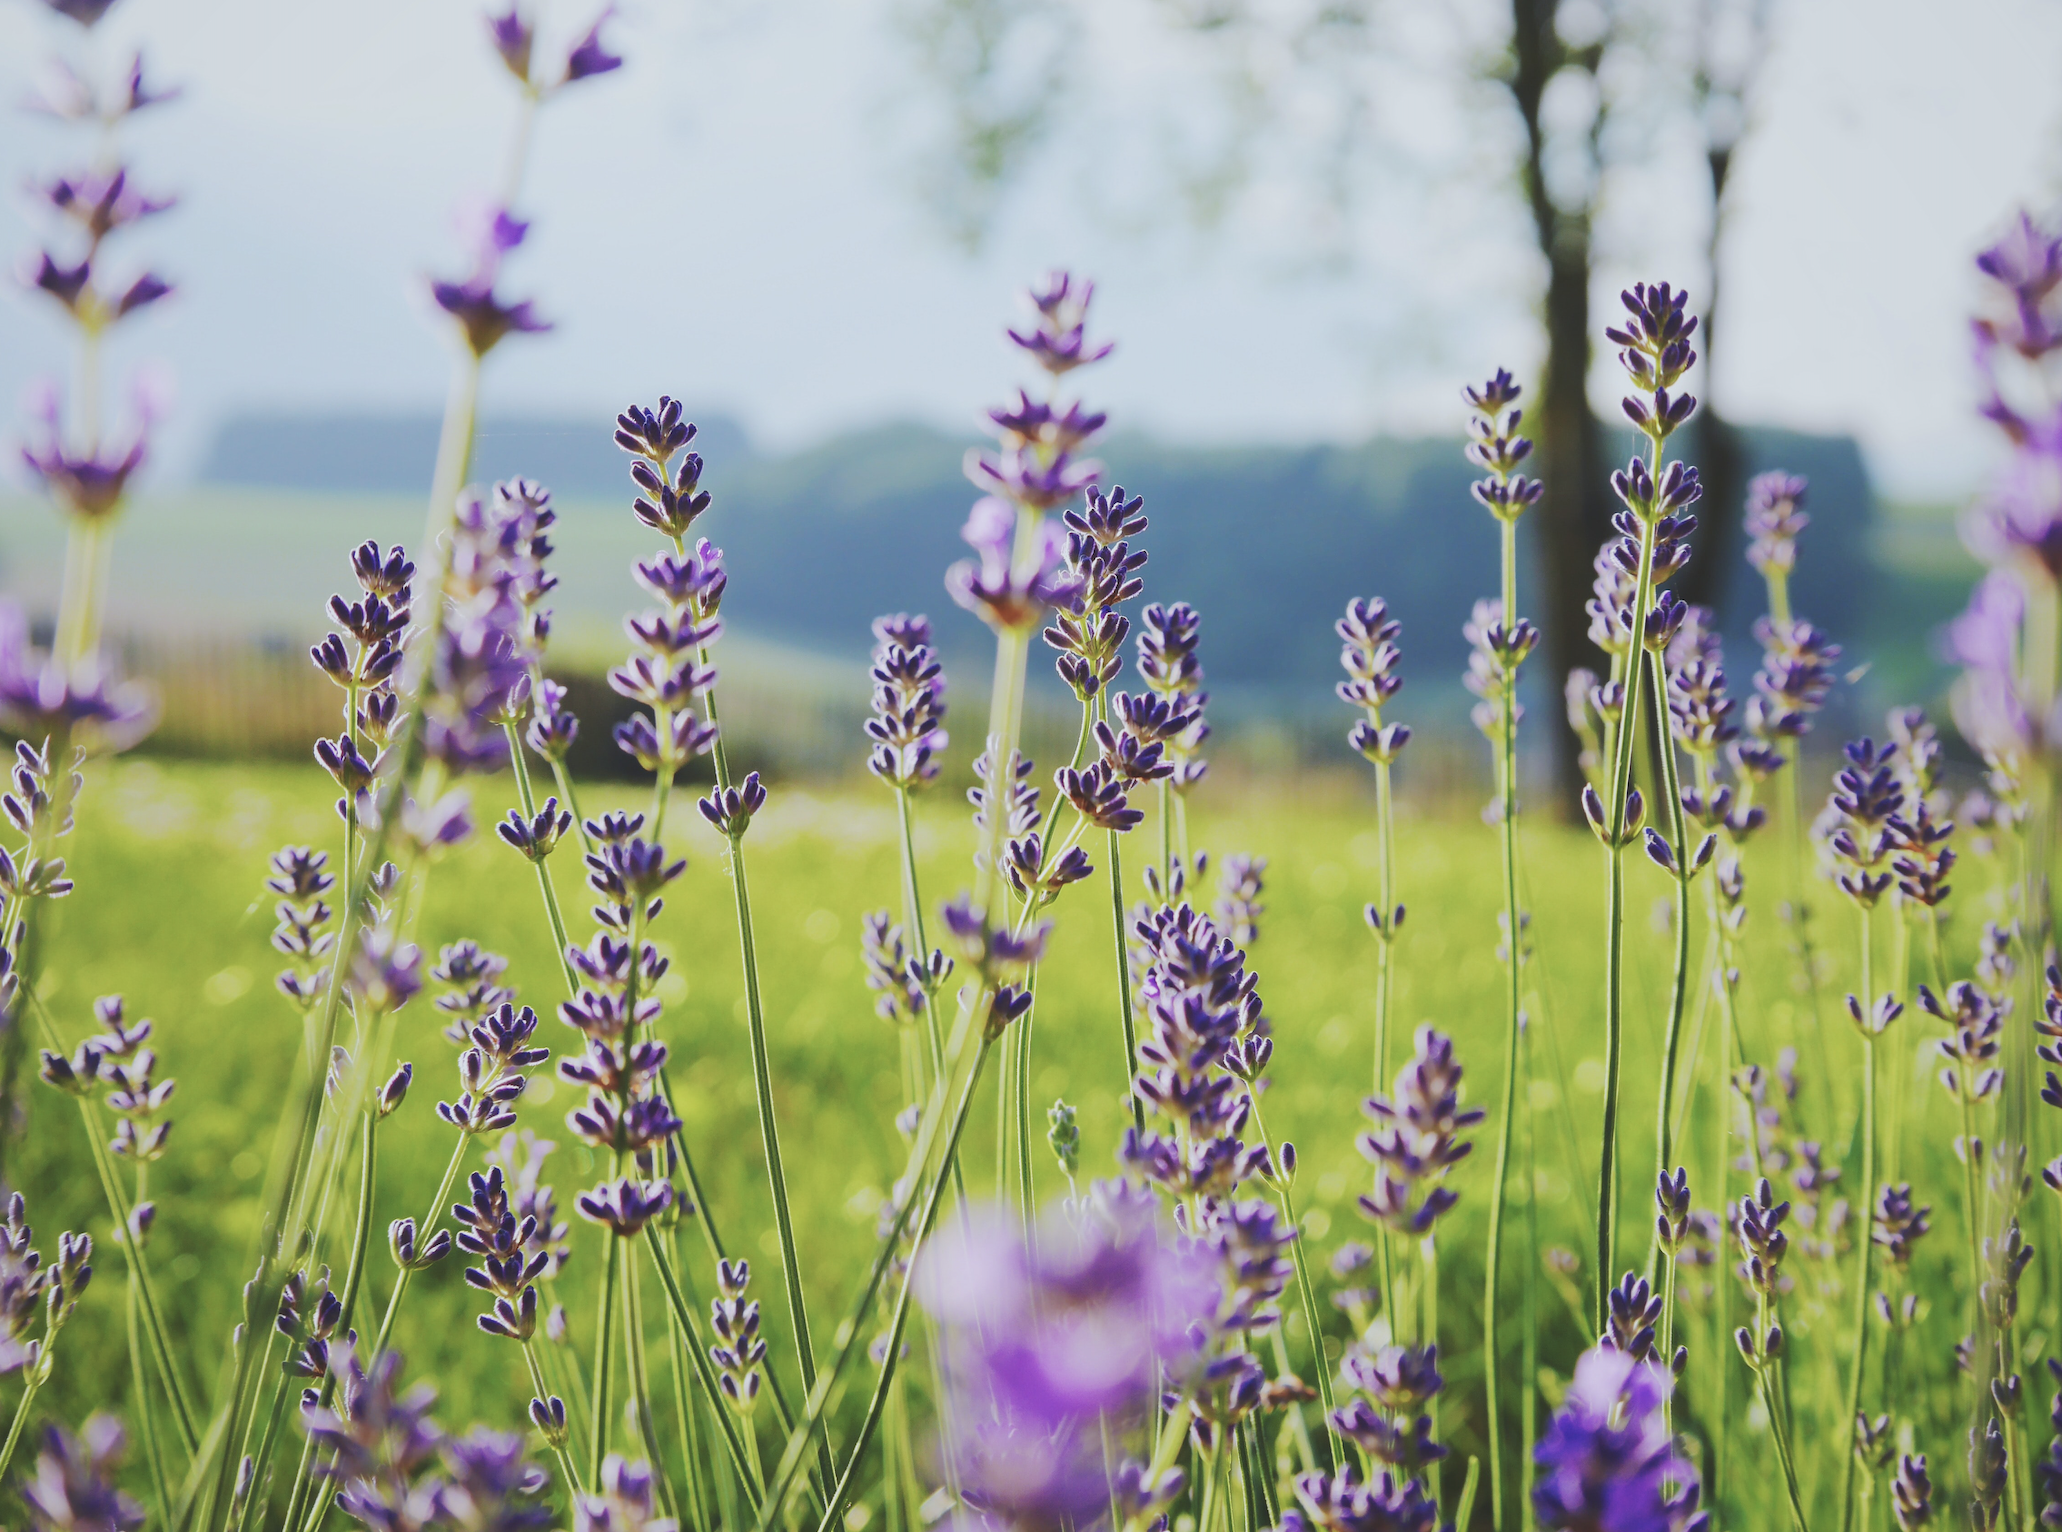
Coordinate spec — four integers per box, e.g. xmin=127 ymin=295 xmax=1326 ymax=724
xmin=377 ymin=1063 xmax=412 ymax=1119
xmin=528 ymin=1394 xmax=569 ymax=1446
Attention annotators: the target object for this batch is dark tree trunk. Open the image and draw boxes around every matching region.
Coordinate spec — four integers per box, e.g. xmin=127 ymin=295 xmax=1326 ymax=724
xmin=1676 ymin=140 xmax=1743 ymax=617
xmin=1536 ymin=244 xmax=1610 ymax=809
xmin=1510 ymin=0 xmax=1612 ymax=813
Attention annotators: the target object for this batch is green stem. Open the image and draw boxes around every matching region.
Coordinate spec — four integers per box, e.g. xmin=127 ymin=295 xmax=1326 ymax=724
xmin=640 ymin=1231 xmax=767 ymax=1516
xmin=1649 ymin=655 xmax=1694 ymax=1277
xmin=722 ymin=828 xmax=832 ymax=1498
xmin=1484 ymin=514 xmax=1524 ymax=1527
xmin=621 ymin=1248 xmax=679 ymax=1525
xmin=768 ymin=1035 xmax=997 ymax=1532
xmin=1597 ymin=424 xmax=1665 ymax=1333
xmin=131 ymin=1270 xmax=173 ymax=1531
xmin=1107 ymin=824 xmax=1144 ymax=1134
xmin=0 ymin=1374 xmax=40 ymax=1483
xmin=504 ymin=721 xmax=576 ymax=992
xmin=1840 ymin=908 xmax=1878 ymax=1532
xmin=371 ymin=1133 xmax=470 ymax=1360
xmin=590 ymin=1232 xmax=622 ymax=1485
xmin=1246 ymin=1096 xmax=1337 ymax=1471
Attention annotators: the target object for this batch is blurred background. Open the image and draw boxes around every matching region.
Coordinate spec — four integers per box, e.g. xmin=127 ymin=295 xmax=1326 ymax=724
xmin=0 ymin=0 xmax=2057 ymax=795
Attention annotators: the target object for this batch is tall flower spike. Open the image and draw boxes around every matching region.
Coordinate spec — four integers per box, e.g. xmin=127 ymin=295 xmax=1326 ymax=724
xmin=866 ymin=613 xmax=948 ymax=788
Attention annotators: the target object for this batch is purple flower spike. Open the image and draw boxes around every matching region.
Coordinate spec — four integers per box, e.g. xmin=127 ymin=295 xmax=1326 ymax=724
xmin=1007 ymin=270 xmax=1115 ymax=377
xmin=697 ymin=771 xmax=767 ymax=838
xmin=574 ymin=1455 xmax=675 ymax=1532
xmin=432 ymin=275 xmax=550 ymax=358
xmin=21 ymin=1416 xmax=144 ymax=1532
xmin=946 ymin=498 xmax=1082 ymax=632
xmin=1533 ymin=1347 xmax=1704 ymax=1531
xmin=560 ymin=9 xmax=623 ymax=84
xmin=918 ymin=1198 xmax=1214 ymax=1529
xmin=20 ymin=431 xmax=146 ymax=523
xmin=575 ymin=1178 xmax=672 ymax=1238
xmin=486 ymin=6 xmax=535 ymax=82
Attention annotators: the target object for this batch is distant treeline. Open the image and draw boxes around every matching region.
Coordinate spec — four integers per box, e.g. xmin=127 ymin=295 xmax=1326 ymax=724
xmin=204 ymin=411 xmax=1874 ymax=733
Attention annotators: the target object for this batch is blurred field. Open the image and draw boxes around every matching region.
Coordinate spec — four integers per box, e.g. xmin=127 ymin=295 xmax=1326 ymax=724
xmin=6 ymin=749 xmax=2033 ymax=1520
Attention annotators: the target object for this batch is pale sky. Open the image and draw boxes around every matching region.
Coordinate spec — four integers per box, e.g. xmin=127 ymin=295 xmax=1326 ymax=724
xmin=0 ymin=0 xmax=2057 ymax=501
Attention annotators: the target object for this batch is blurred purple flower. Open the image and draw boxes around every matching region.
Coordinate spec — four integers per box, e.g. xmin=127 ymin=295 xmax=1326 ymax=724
xmin=21 ymin=1415 xmax=144 ymax=1532
xmin=946 ymin=497 xmax=1082 ymax=632
xmin=917 ymin=1194 xmax=1214 ymax=1530
xmin=1533 ymin=1346 xmax=1705 ymax=1532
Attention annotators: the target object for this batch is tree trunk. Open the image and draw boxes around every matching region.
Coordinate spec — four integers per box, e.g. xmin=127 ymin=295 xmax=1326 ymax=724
xmin=1676 ymin=141 xmax=1742 ymax=618
xmin=1535 ymin=239 xmax=1609 ymax=811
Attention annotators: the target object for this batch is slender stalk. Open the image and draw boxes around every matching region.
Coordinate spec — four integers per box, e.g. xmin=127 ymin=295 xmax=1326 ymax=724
xmin=664 ymin=1310 xmax=711 ymax=1532
xmin=1245 ymin=1096 xmax=1338 ymax=1471
xmin=590 ymin=1232 xmax=622 ymax=1485
xmin=131 ymin=1264 xmax=173 ymax=1532
xmin=1483 ymin=512 xmax=1524 ymax=1530
xmin=721 ymin=827 xmax=833 ymax=1497
xmin=1013 ymin=965 xmax=1039 ymax=1229
xmin=504 ymin=721 xmax=576 ymax=992
xmin=621 ymin=1248 xmax=679 ymax=1524
xmin=768 ymin=1035 xmax=997 ymax=1532
xmin=1597 ymin=422 xmax=1665 ymax=1332
xmin=1840 ymin=908 xmax=1879 ymax=1532
xmin=0 ymin=1372 xmax=40 ymax=1483
xmin=1520 ymin=1014 xmax=1540 ymax=1532
xmin=371 ymin=1133 xmax=470 ymax=1360
xmin=522 ymin=1340 xmax=585 ymax=1502
xmin=1649 ymin=657 xmax=1694 ymax=1273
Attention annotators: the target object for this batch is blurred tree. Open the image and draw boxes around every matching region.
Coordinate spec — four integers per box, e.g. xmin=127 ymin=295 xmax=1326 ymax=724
xmin=894 ymin=0 xmax=1779 ymax=805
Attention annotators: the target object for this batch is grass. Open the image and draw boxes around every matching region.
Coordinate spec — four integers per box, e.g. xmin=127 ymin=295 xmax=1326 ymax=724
xmin=2 ymin=750 xmax=2039 ymax=1527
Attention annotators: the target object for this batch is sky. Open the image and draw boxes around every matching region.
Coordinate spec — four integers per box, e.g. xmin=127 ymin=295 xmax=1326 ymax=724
xmin=0 ymin=0 xmax=2057 ymax=502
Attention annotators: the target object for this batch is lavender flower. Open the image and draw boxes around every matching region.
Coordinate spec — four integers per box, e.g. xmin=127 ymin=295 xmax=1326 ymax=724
xmin=1137 ymin=603 xmax=1209 ymax=793
xmin=867 ymin=614 xmax=949 ymax=788
xmin=1122 ymin=903 xmax=1270 ymax=1204
xmin=1337 ymin=597 xmax=1410 ymax=766
xmin=1216 ymin=855 xmax=1266 ymax=946
xmin=1822 ymin=738 xmax=1906 ymax=907
xmin=431 ymin=207 xmax=549 ymax=358
xmin=607 ymin=418 xmax=726 ymax=776
xmin=1892 ymin=1452 xmax=1933 ymax=1529
xmin=1282 ymin=1468 xmax=1440 ymax=1532
xmin=1045 ymin=486 xmax=1147 ymax=700
xmin=21 ymin=1416 xmax=144 ymax=1532
xmin=455 ymin=1167 xmax=548 ymax=1342
xmin=1747 ymin=616 xmax=1841 ymax=742
xmin=574 ymin=1456 xmax=677 ymax=1532
xmin=915 ymin=1194 xmax=1213 ymax=1532
xmin=1970 ymin=1418 xmax=2008 ymax=1531
xmin=1533 ymin=1346 xmax=1705 ymax=1532
xmin=1744 ymin=472 xmax=1810 ymax=580
xmin=709 ymin=1259 xmax=766 ymax=1414
xmin=1357 ymin=1025 xmax=1482 ymax=1237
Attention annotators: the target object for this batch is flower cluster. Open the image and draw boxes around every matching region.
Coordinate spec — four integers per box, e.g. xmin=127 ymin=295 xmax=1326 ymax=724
xmin=0 ymin=1193 xmax=90 ymax=1380
xmin=610 ymin=404 xmax=725 ymax=780
xmin=17 ymin=0 xmax=176 ymax=529
xmin=426 ymin=482 xmax=559 ymax=775
xmin=866 ymin=614 xmax=949 ymax=789
xmin=915 ymin=1194 xmax=1213 ymax=1532
xmin=558 ymin=812 xmax=682 ymax=1238
xmin=312 ymin=541 xmax=416 ymax=804
xmin=949 ymin=272 xmax=1109 ymax=631
xmin=299 ymin=1345 xmax=553 ymax=1532
xmin=1357 ymin=1025 xmax=1482 ymax=1237
xmin=1121 ymin=904 xmax=1270 ymax=1204
xmin=1045 ymin=485 xmax=1147 ymax=701
xmin=21 ymin=1415 xmax=144 ymax=1532
xmin=1533 ymin=1347 xmax=1705 ymax=1531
